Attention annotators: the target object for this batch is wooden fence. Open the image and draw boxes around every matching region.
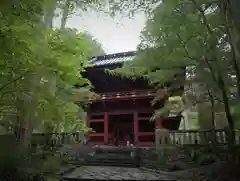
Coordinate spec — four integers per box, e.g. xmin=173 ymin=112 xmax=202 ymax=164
xmin=168 ymin=129 xmax=240 ymax=145
xmin=0 ymin=132 xmax=86 ymax=146
xmin=31 ymin=132 xmax=86 ymax=146
xmin=0 ymin=129 xmax=239 ymax=146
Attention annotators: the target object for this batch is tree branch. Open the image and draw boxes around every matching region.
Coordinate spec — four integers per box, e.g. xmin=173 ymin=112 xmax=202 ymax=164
xmin=0 ymin=70 xmax=30 ymax=93
xmin=176 ymin=33 xmax=196 ymax=60
xmin=190 ymin=0 xmax=213 ymax=34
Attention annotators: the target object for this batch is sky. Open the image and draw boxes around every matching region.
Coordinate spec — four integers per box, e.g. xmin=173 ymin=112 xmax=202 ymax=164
xmin=54 ymin=11 xmax=146 ymax=54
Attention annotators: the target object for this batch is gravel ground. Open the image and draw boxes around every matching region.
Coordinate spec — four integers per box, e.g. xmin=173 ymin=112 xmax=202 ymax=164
xmin=63 ymin=166 xmax=175 ymax=180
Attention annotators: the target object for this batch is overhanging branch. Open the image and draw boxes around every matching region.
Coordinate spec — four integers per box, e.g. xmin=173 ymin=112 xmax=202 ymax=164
xmin=0 ymin=70 xmax=30 ymax=93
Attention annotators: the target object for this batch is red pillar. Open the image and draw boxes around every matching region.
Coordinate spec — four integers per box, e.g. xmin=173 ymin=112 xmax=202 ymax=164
xmin=104 ymin=112 xmax=108 ymax=144
xmin=133 ymin=111 xmax=139 ymax=145
xmin=155 ymin=119 xmax=163 ymax=129
xmin=85 ymin=111 xmax=90 ymax=144
xmin=86 ymin=111 xmax=90 ymax=128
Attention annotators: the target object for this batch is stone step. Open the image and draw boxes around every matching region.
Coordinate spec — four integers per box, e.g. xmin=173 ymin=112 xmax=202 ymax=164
xmin=85 ymin=155 xmax=140 ymax=167
xmin=89 ymin=154 xmax=134 ymax=159
xmin=84 ymin=161 xmax=138 ymax=167
xmin=83 ymin=147 xmax=142 ymax=168
xmin=95 ymin=152 xmax=133 ymax=158
xmin=87 ymin=157 xmax=134 ymax=162
xmin=86 ymin=157 xmax=137 ymax=163
xmin=90 ymin=152 xmax=136 ymax=157
xmin=86 ymin=157 xmax=136 ymax=163
xmin=94 ymin=147 xmax=137 ymax=154
xmin=84 ymin=158 xmax=138 ymax=165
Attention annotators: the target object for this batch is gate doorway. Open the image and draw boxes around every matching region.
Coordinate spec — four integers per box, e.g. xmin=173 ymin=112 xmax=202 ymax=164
xmin=108 ymin=114 xmax=134 ymax=146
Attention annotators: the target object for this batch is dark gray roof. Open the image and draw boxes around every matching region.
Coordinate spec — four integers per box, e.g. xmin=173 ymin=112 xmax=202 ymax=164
xmin=90 ymin=51 xmax=136 ymax=66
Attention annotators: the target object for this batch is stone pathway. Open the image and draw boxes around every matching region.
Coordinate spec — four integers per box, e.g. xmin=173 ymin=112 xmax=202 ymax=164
xmin=63 ymin=166 xmax=175 ymax=180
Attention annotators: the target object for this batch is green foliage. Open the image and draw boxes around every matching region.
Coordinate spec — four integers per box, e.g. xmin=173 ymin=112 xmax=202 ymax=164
xmin=82 ymin=31 xmax=105 ymax=57
xmin=0 ymin=0 xmax=94 ymax=135
xmin=0 ymin=143 xmax=62 ymax=181
xmin=120 ymin=0 xmax=228 ymax=85
xmin=35 ymin=29 xmax=93 ymax=132
xmin=152 ymin=96 xmax=185 ymax=119
xmin=112 ymin=0 xmax=239 ymax=129
xmin=0 ymin=0 xmax=105 ymax=180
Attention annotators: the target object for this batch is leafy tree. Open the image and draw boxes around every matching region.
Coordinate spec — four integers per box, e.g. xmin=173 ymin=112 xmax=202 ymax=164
xmin=42 ymin=0 xmax=109 ymax=31
xmin=59 ymin=0 xmax=109 ymax=29
xmin=0 ymin=0 xmax=110 ymax=180
xmin=43 ymin=0 xmax=106 ymax=57
xmin=113 ymin=0 xmax=239 ymax=139
xmin=34 ymin=29 xmax=93 ymax=133
xmin=82 ymin=32 xmax=105 ymax=57
xmin=0 ymin=0 xmax=93 ymax=146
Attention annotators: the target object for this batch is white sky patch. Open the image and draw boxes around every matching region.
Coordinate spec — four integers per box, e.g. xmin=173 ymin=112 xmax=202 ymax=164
xmin=54 ymin=11 xmax=146 ymax=54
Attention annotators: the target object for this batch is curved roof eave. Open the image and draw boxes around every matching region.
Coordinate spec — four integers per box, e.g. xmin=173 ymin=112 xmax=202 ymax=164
xmin=89 ymin=51 xmax=136 ymax=66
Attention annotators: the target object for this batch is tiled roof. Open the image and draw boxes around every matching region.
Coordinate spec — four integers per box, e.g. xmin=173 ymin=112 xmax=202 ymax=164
xmin=90 ymin=51 xmax=136 ymax=66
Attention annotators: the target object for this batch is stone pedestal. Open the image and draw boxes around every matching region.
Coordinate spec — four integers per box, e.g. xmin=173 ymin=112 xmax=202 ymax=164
xmin=155 ymin=128 xmax=170 ymax=148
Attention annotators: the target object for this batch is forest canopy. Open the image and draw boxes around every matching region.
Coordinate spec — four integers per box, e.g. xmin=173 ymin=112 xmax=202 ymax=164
xmin=0 ymin=0 xmax=106 ymax=139
xmin=0 ymin=0 xmax=240 ymax=144
xmin=113 ymin=0 xmax=240 ymax=130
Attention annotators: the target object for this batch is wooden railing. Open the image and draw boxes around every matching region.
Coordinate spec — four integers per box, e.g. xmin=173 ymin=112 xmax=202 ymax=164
xmin=167 ymin=129 xmax=240 ymax=145
xmin=0 ymin=132 xmax=87 ymax=146
xmin=0 ymin=129 xmax=239 ymax=146
xmin=31 ymin=132 xmax=87 ymax=146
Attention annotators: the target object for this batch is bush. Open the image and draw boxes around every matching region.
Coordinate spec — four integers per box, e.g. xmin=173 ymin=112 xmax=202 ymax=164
xmin=197 ymin=154 xmax=216 ymax=166
xmin=0 ymin=143 xmax=61 ymax=181
xmin=167 ymin=164 xmax=182 ymax=171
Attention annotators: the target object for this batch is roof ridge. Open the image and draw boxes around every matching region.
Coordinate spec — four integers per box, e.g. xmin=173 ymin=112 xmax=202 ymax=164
xmin=88 ymin=51 xmax=136 ymax=66
xmin=90 ymin=51 xmax=136 ymax=63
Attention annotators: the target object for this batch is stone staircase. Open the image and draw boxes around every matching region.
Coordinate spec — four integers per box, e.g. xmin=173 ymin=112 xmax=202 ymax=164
xmin=84 ymin=146 xmax=141 ymax=167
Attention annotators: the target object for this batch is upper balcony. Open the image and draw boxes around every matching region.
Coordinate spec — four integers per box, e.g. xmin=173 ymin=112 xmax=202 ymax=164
xmin=90 ymin=89 xmax=156 ymax=102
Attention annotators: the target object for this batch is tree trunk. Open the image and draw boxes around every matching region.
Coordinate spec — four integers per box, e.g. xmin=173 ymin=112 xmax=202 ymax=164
xmin=195 ymin=66 xmax=213 ymax=131
xmin=60 ymin=0 xmax=71 ymax=30
xmin=193 ymin=0 xmax=236 ymax=146
xmin=15 ymin=72 xmax=38 ymax=149
xmin=217 ymin=73 xmax=235 ymax=146
xmin=207 ymin=88 xmax=217 ymax=145
xmin=16 ymin=93 xmax=35 ymax=148
xmin=222 ymin=0 xmax=240 ymax=95
xmin=43 ymin=0 xmax=58 ymax=28
xmin=226 ymin=23 xmax=240 ymax=95
xmin=20 ymin=110 xmax=33 ymax=148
